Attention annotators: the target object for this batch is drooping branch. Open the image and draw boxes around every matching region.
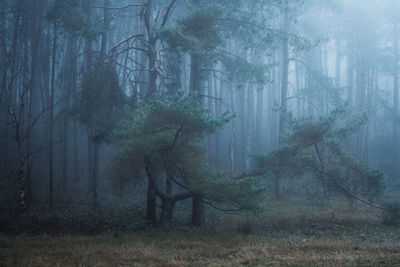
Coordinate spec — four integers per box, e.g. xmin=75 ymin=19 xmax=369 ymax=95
xmin=309 ymin=141 xmax=384 ymax=210
xmin=286 ymin=96 xmax=322 ymax=115
xmin=320 ymin=169 xmax=384 ymax=210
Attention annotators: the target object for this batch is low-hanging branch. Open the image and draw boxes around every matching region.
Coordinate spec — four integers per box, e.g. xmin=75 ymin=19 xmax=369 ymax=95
xmin=319 ymin=169 xmax=384 ymax=210
xmin=202 ymin=199 xmax=243 ymax=214
xmin=311 ymin=143 xmax=384 ymax=210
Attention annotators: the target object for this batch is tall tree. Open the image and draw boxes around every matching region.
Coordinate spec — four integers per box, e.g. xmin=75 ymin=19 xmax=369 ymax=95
xmin=277 ymin=0 xmax=290 ymax=199
xmin=48 ymin=20 xmax=57 ymax=210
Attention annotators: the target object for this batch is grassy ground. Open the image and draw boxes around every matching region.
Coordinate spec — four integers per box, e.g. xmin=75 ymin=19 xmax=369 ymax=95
xmin=1 ymin=197 xmax=399 ymax=266
xmin=1 ymin=231 xmax=399 ymax=266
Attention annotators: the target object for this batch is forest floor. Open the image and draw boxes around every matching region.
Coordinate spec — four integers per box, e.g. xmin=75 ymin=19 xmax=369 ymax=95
xmin=1 ymin=196 xmax=399 ymax=266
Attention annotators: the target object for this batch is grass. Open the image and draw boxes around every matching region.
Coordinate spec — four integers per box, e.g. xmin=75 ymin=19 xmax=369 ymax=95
xmin=1 ymin=231 xmax=399 ymax=266
xmin=1 ymin=197 xmax=399 ymax=266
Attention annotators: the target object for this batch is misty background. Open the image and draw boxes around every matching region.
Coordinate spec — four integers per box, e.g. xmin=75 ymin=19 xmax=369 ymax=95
xmin=0 ymin=0 xmax=400 ymax=229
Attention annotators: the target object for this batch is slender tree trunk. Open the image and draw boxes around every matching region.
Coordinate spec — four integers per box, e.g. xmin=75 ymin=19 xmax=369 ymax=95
xmin=71 ymin=37 xmax=80 ymax=185
xmin=346 ymin=42 xmax=354 ymax=108
xmin=256 ymin=85 xmax=264 ymax=153
xmin=92 ymin=142 xmax=99 ymax=208
xmin=0 ymin=4 xmax=9 ymax=171
xmin=335 ymin=39 xmax=341 ymax=88
xmin=140 ymin=0 xmax=160 ymax=224
xmin=146 ymin=181 xmax=157 ymax=224
xmin=364 ymin=70 xmax=373 ymax=164
xmin=207 ymin=70 xmax=213 ymax=164
xmin=229 ymin=80 xmax=235 ymax=173
xmin=100 ymin=0 xmax=110 ymax=61
xmin=88 ymin=139 xmax=99 ymax=209
xmin=48 ymin=22 xmax=57 ymax=210
xmin=393 ymin=27 xmax=399 ymax=182
xmin=61 ymin=37 xmax=72 ymax=189
xmin=84 ymin=0 xmax=95 ymax=204
xmin=355 ymin=48 xmax=367 ymax=158
xmin=25 ymin=5 xmax=43 ymax=208
xmin=192 ymin=194 xmax=205 ymax=227
xmin=246 ymin=79 xmax=254 ymax=167
xmin=189 ymin=52 xmax=205 ymax=226
xmin=277 ymin=0 xmax=290 ymax=199
xmin=213 ymin=69 xmax=220 ymax=161
xmin=268 ymin=55 xmax=279 ymax=151
xmin=15 ymin=120 xmax=26 ymax=212
xmin=238 ymin=83 xmax=246 ymax=172
xmin=87 ymin=136 xmax=93 ymax=202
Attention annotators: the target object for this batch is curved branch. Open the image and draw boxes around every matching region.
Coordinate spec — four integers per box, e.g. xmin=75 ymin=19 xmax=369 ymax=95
xmin=161 ymin=0 xmax=177 ymax=27
xmin=202 ymin=199 xmax=242 ymax=214
xmin=309 ymin=164 xmax=384 ymax=210
xmin=286 ymin=96 xmax=322 ymax=115
xmin=91 ymin=4 xmax=145 ymax=10
xmin=324 ymin=170 xmax=384 ymax=210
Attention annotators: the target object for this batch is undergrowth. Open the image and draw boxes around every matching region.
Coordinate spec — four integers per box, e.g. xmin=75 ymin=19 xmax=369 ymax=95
xmin=0 ymin=205 xmax=146 ymax=235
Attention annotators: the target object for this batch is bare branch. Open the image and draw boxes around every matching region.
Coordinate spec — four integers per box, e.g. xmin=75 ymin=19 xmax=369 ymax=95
xmin=161 ymin=0 xmax=177 ymax=27
xmin=90 ymin=3 xmax=145 ymax=10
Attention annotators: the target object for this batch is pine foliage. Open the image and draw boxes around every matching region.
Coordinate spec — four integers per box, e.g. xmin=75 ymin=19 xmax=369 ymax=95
xmin=78 ymin=64 xmax=125 ymax=143
xmin=253 ymin=106 xmax=385 ymax=200
xmin=109 ymin=93 xmax=265 ymax=214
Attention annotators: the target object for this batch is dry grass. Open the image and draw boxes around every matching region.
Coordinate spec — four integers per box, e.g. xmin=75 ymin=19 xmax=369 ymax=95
xmin=1 ymin=232 xmax=399 ymax=266
xmin=1 ymin=197 xmax=399 ymax=266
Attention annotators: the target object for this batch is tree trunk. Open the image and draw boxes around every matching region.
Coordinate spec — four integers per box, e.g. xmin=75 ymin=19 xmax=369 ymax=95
xmin=335 ymin=39 xmax=341 ymax=88
xmin=61 ymin=36 xmax=73 ymax=189
xmin=207 ymin=69 xmax=214 ymax=164
xmin=160 ymin=198 xmax=175 ymax=227
xmin=246 ymin=74 xmax=255 ymax=163
xmin=166 ymin=176 xmax=172 ymax=195
xmin=92 ymin=141 xmax=99 ymax=208
xmin=147 ymin=39 xmax=158 ymax=97
xmin=190 ymin=54 xmax=204 ymax=97
xmin=0 ymin=3 xmax=8 ymax=171
xmin=189 ymin=52 xmax=206 ymax=226
xmin=25 ymin=5 xmax=44 ymax=208
xmin=100 ymin=0 xmax=110 ymax=61
xmin=393 ymin=26 xmax=399 ymax=182
xmin=213 ymin=69 xmax=220 ymax=161
xmin=48 ymin=22 xmax=57 ymax=210
xmin=277 ymin=0 xmax=290 ymax=199
xmin=87 ymin=136 xmax=93 ymax=201
xmin=255 ymin=83 xmax=264 ymax=154
xmin=192 ymin=194 xmax=205 ymax=227
xmin=146 ymin=182 xmax=157 ymax=225
xmin=237 ymin=83 xmax=246 ymax=172
xmin=72 ymin=37 xmax=80 ymax=184
xmin=346 ymin=41 xmax=354 ymax=108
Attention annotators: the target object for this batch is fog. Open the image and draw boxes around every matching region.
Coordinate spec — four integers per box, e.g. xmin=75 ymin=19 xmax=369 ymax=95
xmin=0 ymin=0 xmax=400 ymax=264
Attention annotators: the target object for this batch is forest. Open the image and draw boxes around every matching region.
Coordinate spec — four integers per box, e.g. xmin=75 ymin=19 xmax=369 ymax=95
xmin=0 ymin=0 xmax=400 ymax=265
